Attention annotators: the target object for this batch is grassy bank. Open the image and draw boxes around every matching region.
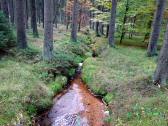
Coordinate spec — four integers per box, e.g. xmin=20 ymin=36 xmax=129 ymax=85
xmin=0 ymin=26 xmax=92 ymax=125
xmin=82 ymin=41 xmax=168 ymax=125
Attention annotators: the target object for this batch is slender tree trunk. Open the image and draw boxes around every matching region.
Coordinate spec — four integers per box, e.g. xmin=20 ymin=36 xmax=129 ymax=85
xmin=43 ymin=0 xmax=53 ymax=61
xmin=100 ymin=22 xmax=105 ymax=35
xmin=78 ymin=9 xmax=82 ymax=32
xmin=36 ymin=0 xmax=41 ymax=25
xmin=1 ymin=0 xmax=9 ymax=19
xmin=66 ymin=15 xmax=70 ymax=30
xmin=96 ymin=21 xmax=100 ymax=37
xmin=53 ymin=0 xmax=59 ymax=28
xmin=30 ymin=0 xmax=39 ymax=37
xmin=0 ymin=2 xmax=1 ymax=10
xmin=15 ymin=0 xmax=27 ymax=49
xmin=147 ymin=0 xmax=166 ymax=57
xmin=108 ymin=0 xmax=117 ymax=47
xmin=41 ymin=0 xmax=44 ymax=28
xmin=92 ymin=21 xmax=95 ymax=30
xmin=71 ymin=0 xmax=78 ymax=42
xmin=106 ymin=24 xmax=109 ymax=38
xmin=25 ymin=0 xmax=29 ymax=29
xmin=120 ymin=0 xmax=129 ymax=44
xmin=8 ymin=0 xmax=15 ymax=24
xmin=154 ymin=22 xmax=168 ymax=86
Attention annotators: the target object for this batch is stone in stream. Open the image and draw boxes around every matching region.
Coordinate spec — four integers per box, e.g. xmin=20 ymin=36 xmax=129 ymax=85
xmin=53 ymin=113 xmax=88 ymax=126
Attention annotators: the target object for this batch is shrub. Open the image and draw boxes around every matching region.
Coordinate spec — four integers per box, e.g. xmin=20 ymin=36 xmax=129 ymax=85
xmin=50 ymin=76 xmax=67 ymax=94
xmin=0 ymin=11 xmax=16 ymax=50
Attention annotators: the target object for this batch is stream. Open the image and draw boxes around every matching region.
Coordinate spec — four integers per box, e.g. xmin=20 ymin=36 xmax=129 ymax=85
xmin=35 ymin=68 xmax=106 ymax=126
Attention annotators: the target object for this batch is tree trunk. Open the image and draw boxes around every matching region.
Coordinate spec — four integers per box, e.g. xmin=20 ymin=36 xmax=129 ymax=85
xmin=36 ymin=0 xmax=41 ymax=25
xmin=71 ymin=0 xmax=78 ymax=42
xmin=1 ymin=0 xmax=9 ymax=19
xmin=106 ymin=24 xmax=109 ymax=38
xmin=78 ymin=9 xmax=82 ymax=32
xmin=108 ymin=0 xmax=117 ymax=47
xmin=53 ymin=0 xmax=59 ymax=28
xmin=120 ymin=0 xmax=129 ymax=44
xmin=96 ymin=21 xmax=100 ymax=37
xmin=15 ymin=0 xmax=27 ymax=49
xmin=154 ymin=22 xmax=168 ymax=86
xmin=41 ymin=0 xmax=44 ymax=28
xmin=25 ymin=0 xmax=29 ymax=29
xmin=43 ymin=0 xmax=53 ymax=61
xmin=8 ymin=0 xmax=15 ymax=24
xmin=147 ymin=0 xmax=166 ymax=57
xmin=30 ymin=0 xmax=39 ymax=37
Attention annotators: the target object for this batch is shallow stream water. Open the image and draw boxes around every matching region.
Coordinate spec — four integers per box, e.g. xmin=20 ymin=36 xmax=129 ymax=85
xmin=35 ymin=75 xmax=105 ymax=126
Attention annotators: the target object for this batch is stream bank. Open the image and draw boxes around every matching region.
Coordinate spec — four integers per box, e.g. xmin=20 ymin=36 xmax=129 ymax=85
xmin=35 ymin=73 xmax=106 ymax=126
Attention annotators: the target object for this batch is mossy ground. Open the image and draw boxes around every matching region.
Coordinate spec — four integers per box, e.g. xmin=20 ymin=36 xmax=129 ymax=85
xmin=82 ymin=37 xmax=168 ymax=126
xmin=0 ymin=25 xmax=92 ymax=125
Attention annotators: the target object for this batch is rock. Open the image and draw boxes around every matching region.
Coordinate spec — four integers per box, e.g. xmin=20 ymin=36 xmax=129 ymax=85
xmin=104 ymin=111 xmax=109 ymax=117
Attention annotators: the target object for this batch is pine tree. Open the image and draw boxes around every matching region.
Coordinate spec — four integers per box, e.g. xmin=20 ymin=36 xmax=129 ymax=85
xmin=108 ymin=0 xmax=117 ymax=47
xmin=71 ymin=0 xmax=78 ymax=42
xmin=15 ymin=0 xmax=27 ymax=49
xmin=43 ymin=0 xmax=53 ymax=61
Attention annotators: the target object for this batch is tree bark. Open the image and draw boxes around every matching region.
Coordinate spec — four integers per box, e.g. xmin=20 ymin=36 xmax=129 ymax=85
xmin=106 ymin=24 xmax=109 ymax=38
xmin=25 ymin=0 xmax=29 ymax=29
xmin=108 ymin=0 xmax=117 ymax=47
xmin=1 ymin=0 xmax=9 ymax=19
xmin=147 ymin=0 xmax=166 ymax=57
xmin=96 ymin=20 xmax=100 ymax=37
xmin=71 ymin=0 xmax=78 ymax=42
xmin=41 ymin=0 xmax=44 ymax=28
xmin=53 ymin=0 xmax=59 ymax=28
xmin=30 ymin=0 xmax=39 ymax=37
xmin=8 ymin=0 xmax=15 ymax=24
xmin=154 ymin=22 xmax=168 ymax=86
xmin=43 ymin=0 xmax=53 ymax=61
xmin=15 ymin=0 xmax=27 ymax=49
xmin=36 ymin=0 xmax=41 ymax=25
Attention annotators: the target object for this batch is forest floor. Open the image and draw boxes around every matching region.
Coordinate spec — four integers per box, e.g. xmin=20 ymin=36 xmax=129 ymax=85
xmin=0 ymin=25 xmax=93 ymax=125
xmin=1 ymin=25 xmax=168 ymax=126
xmin=82 ymin=37 xmax=168 ymax=126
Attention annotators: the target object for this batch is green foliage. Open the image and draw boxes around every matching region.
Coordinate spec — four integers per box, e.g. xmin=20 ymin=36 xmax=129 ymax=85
xmin=50 ymin=76 xmax=67 ymax=94
xmin=0 ymin=11 xmax=16 ymax=50
xmin=51 ymin=82 xmax=63 ymax=94
xmin=103 ymin=93 xmax=114 ymax=104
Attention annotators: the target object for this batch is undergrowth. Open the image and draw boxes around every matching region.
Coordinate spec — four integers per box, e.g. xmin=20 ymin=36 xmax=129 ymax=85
xmin=0 ymin=28 xmax=92 ymax=125
xmin=82 ymin=44 xmax=168 ymax=125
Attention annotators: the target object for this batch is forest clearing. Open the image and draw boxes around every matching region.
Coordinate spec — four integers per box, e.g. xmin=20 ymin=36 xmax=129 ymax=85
xmin=0 ymin=0 xmax=168 ymax=126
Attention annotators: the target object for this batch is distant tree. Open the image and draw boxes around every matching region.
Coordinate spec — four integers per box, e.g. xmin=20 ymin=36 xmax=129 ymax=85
xmin=15 ymin=0 xmax=27 ymax=49
xmin=43 ymin=0 xmax=53 ymax=61
xmin=147 ymin=0 xmax=166 ymax=57
xmin=53 ymin=0 xmax=60 ymax=28
xmin=41 ymin=0 xmax=44 ymax=28
xmin=71 ymin=0 xmax=78 ymax=42
xmin=108 ymin=0 xmax=117 ymax=47
xmin=25 ymin=0 xmax=29 ymax=29
xmin=30 ymin=0 xmax=39 ymax=37
xmin=1 ymin=0 xmax=9 ymax=19
xmin=8 ymin=0 xmax=15 ymax=24
xmin=154 ymin=22 xmax=168 ymax=86
xmin=120 ymin=0 xmax=129 ymax=44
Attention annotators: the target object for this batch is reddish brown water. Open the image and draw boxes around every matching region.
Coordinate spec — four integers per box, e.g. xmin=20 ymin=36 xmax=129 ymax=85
xmin=35 ymin=75 xmax=105 ymax=126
